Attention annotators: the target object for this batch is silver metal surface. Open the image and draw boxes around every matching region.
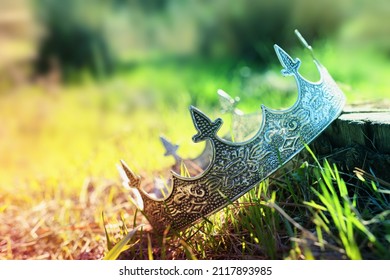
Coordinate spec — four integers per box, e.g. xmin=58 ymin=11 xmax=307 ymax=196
xmin=160 ymin=90 xmax=261 ymax=171
xmin=119 ymin=41 xmax=346 ymax=234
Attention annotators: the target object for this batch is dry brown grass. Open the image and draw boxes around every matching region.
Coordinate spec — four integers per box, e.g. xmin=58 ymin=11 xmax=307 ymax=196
xmin=0 ymin=177 xmax=136 ymax=259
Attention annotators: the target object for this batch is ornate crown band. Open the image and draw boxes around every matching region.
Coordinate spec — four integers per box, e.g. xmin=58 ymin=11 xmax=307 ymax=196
xmin=118 ymin=35 xmax=346 ymax=234
xmin=159 ymin=89 xmax=262 ymax=175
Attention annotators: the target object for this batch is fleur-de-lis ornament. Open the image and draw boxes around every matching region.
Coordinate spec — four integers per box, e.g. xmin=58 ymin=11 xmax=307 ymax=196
xmin=118 ymin=32 xmax=346 ymax=234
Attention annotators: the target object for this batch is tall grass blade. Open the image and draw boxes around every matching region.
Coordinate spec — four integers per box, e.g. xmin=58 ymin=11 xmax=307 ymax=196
xmin=102 ymin=212 xmax=114 ymax=251
xmin=147 ymin=233 xmax=154 ymax=260
xmin=103 ymin=225 xmax=143 ymax=260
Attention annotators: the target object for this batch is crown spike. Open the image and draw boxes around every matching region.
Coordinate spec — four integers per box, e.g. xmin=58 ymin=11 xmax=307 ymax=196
xmin=119 ymin=160 xmax=141 ymax=190
xmin=294 ymin=29 xmax=316 ymax=60
xmin=190 ymin=106 xmax=223 ymax=143
xmin=117 ymin=160 xmax=146 ymax=209
xmin=119 ymin=37 xmax=346 ymax=234
xmin=160 ymin=136 xmax=179 ymax=157
xmin=274 ymin=44 xmax=301 ymax=76
xmin=217 ymin=89 xmax=242 ymax=114
xmin=118 ymin=160 xmax=171 ymax=210
xmin=160 ymin=135 xmax=181 ymax=165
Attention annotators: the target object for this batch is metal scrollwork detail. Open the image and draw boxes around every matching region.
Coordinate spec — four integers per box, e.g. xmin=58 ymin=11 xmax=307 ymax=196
xmin=119 ymin=42 xmax=346 ymax=234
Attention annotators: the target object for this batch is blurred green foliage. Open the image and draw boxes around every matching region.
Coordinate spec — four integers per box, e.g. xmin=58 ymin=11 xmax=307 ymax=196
xmin=34 ymin=0 xmax=116 ymax=80
xmin=33 ymin=0 xmax=390 ymax=80
xmin=1 ymin=0 xmax=389 ymax=260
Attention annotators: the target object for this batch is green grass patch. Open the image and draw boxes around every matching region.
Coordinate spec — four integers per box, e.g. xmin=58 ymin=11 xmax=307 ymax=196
xmin=1 ymin=41 xmax=389 ymax=259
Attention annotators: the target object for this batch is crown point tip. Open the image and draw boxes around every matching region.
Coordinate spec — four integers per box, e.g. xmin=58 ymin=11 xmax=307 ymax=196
xmin=189 ymin=105 xmax=199 ymax=114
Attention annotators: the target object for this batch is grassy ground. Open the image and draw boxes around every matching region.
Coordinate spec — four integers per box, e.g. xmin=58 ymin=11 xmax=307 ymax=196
xmin=0 ymin=42 xmax=389 ymax=259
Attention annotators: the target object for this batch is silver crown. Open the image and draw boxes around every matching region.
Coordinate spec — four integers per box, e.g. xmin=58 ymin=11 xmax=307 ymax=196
xmin=118 ymin=35 xmax=346 ymax=234
xmin=160 ymin=89 xmax=261 ymax=174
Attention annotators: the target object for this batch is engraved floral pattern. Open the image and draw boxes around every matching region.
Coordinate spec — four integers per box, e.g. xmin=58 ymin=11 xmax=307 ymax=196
xmin=124 ymin=45 xmax=346 ymax=234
